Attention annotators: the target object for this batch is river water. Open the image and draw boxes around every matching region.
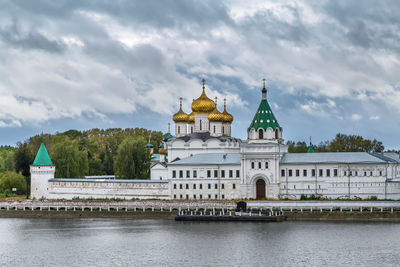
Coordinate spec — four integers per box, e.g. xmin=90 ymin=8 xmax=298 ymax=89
xmin=0 ymin=218 xmax=399 ymax=267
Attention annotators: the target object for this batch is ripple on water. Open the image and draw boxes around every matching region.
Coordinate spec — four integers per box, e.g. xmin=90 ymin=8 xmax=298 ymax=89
xmin=0 ymin=218 xmax=400 ymax=267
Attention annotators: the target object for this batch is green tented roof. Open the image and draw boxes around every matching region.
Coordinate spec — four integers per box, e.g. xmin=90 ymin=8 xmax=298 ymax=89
xmin=248 ymin=99 xmax=281 ymax=131
xmin=32 ymin=142 xmax=54 ymax=166
xmin=307 ymin=145 xmax=315 ymax=153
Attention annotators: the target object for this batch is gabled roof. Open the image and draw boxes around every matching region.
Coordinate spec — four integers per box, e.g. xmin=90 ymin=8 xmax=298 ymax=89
xmin=248 ymin=99 xmax=281 ymax=131
xmin=372 ymin=153 xmax=400 ymax=163
xmin=280 ymin=152 xmax=387 ymax=164
xmin=32 ymin=142 xmax=54 ymax=166
xmin=383 ymin=153 xmax=400 ymax=163
xmin=169 ymin=153 xmax=241 ymax=165
xmin=151 ymin=161 xmax=167 ymax=168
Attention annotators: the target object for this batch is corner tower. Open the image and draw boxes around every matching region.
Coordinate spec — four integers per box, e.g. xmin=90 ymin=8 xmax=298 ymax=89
xmin=247 ymin=80 xmax=283 ymax=143
xmin=30 ymin=140 xmax=55 ymax=199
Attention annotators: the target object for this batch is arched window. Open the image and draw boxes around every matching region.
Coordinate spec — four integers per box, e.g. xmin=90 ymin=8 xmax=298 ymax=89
xmin=178 ymin=126 xmax=181 ymax=134
xmin=200 ymin=120 xmax=202 ymax=131
xmin=213 ymin=125 xmax=216 ymax=133
xmin=222 ymin=126 xmax=225 ymax=135
xmin=258 ymin=129 xmax=264 ymax=139
xmin=191 ymin=127 xmax=193 ymax=133
xmin=275 ymin=129 xmax=279 ymax=139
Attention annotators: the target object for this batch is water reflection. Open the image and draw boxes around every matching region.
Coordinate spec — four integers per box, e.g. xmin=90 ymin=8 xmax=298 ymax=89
xmin=0 ymin=218 xmax=399 ymax=266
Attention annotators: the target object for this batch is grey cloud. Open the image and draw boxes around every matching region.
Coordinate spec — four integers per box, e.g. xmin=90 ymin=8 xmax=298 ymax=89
xmin=10 ymin=0 xmax=231 ymax=30
xmin=0 ymin=0 xmax=399 ymax=148
xmin=323 ymin=1 xmax=400 ymax=52
xmin=0 ymin=25 xmax=65 ymax=53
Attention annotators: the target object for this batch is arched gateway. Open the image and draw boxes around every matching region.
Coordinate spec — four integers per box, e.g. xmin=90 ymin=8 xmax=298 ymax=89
xmin=256 ymin=179 xmax=266 ymax=200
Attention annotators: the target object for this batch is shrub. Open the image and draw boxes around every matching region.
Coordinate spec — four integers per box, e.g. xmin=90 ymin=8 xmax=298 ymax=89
xmin=0 ymin=171 xmax=26 ymax=195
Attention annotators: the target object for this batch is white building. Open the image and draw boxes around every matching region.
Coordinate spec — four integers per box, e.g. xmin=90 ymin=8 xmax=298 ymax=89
xmin=31 ymin=80 xmax=400 ymax=200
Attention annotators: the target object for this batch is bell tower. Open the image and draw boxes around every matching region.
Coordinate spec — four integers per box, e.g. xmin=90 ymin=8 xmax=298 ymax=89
xmin=241 ymin=79 xmax=288 ymax=200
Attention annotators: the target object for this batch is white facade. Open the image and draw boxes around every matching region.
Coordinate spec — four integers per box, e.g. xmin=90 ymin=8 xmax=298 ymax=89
xmin=30 ymin=83 xmax=400 ymax=200
xmin=30 ymin=165 xmax=55 ymax=199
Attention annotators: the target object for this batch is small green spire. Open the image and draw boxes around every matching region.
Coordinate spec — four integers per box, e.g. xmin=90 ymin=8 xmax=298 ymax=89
xmin=146 ymin=134 xmax=154 ymax=148
xmin=307 ymin=137 xmax=314 ymax=153
xmin=32 ymin=140 xmax=54 ymax=166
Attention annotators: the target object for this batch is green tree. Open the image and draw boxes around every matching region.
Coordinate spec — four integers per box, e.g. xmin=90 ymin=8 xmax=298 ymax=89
xmin=328 ymin=134 xmax=384 ymax=153
xmin=287 ymin=134 xmax=385 ymax=153
xmin=287 ymin=141 xmax=308 ymax=153
xmin=0 ymin=146 xmax=16 ymax=172
xmin=51 ymin=138 xmax=89 ymax=178
xmin=114 ymin=137 xmax=151 ymax=179
xmin=14 ymin=142 xmax=34 ymax=198
xmin=0 ymin=171 xmax=26 ymax=195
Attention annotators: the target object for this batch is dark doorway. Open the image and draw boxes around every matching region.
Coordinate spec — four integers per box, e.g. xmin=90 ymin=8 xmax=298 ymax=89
xmin=258 ymin=129 xmax=263 ymax=139
xmin=256 ymin=179 xmax=266 ymax=199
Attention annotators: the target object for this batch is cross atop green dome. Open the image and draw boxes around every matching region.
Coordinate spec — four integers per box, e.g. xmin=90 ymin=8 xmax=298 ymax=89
xmin=33 ymin=141 xmax=54 ymax=166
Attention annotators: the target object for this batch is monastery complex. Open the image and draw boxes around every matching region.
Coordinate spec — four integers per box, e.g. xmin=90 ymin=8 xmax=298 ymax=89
xmin=30 ymin=81 xmax=400 ymax=200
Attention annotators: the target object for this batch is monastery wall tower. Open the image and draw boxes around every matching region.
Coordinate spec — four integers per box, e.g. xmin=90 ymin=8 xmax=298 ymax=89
xmin=30 ymin=140 xmax=55 ymax=199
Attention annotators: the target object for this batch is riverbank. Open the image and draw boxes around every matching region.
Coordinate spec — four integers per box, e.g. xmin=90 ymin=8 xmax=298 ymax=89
xmin=0 ymin=210 xmax=177 ymax=219
xmin=1 ymin=199 xmax=400 ymax=221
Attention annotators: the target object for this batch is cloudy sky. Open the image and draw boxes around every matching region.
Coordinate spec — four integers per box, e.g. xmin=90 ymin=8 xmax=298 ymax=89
xmin=0 ymin=0 xmax=400 ymax=149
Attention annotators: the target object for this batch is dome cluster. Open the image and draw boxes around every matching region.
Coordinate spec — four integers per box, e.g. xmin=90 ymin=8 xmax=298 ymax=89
xmin=173 ymin=82 xmax=233 ymax=124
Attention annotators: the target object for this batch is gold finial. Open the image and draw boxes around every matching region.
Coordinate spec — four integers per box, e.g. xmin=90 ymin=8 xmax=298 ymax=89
xmin=202 ymin=78 xmax=205 ymax=89
xmin=168 ymin=123 xmax=171 ymax=133
xmin=262 ymin=78 xmax=266 ymax=89
xmin=224 ymin=98 xmax=227 ymax=109
xmin=179 ymin=97 xmax=183 ymax=109
xmin=214 ymin=96 xmax=218 ymax=104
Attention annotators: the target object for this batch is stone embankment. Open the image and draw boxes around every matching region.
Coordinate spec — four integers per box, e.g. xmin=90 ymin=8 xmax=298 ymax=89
xmin=248 ymin=201 xmax=400 ymax=222
xmin=0 ymin=200 xmax=236 ymax=218
xmin=1 ymin=200 xmax=400 ymax=221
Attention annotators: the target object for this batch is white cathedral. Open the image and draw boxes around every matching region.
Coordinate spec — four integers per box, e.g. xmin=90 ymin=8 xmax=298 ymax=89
xmin=31 ymin=81 xmax=400 ymax=200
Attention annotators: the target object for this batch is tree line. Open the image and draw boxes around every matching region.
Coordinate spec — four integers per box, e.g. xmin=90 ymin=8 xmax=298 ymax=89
xmin=0 ymin=128 xmax=163 ymax=198
xmin=287 ymin=133 xmax=386 ymax=153
xmin=0 ymin=130 xmax=396 ymax=198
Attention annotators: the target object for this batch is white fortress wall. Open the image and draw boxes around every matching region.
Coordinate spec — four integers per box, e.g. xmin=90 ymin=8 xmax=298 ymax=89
xmin=47 ymin=179 xmax=170 ymax=200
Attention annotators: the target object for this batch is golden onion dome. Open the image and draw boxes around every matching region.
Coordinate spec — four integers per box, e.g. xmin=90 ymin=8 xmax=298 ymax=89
xmin=191 ymin=82 xmax=216 ymax=113
xmin=188 ymin=112 xmax=195 ymax=123
xmin=222 ymin=99 xmax=233 ymax=123
xmin=172 ymin=98 xmax=189 ymax=123
xmin=208 ymin=97 xmax=224 ymax=122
